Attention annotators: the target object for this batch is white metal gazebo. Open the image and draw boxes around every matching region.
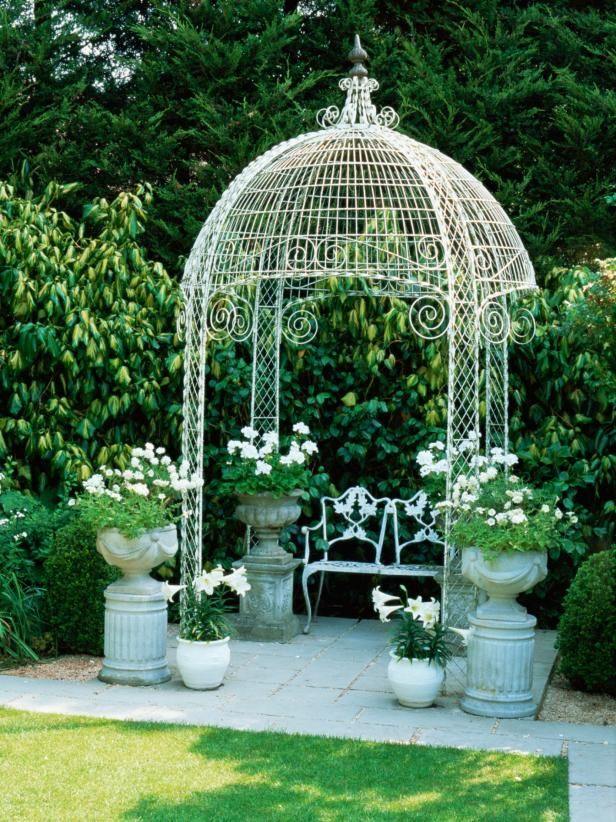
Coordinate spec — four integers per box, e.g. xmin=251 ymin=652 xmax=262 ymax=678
xmin=179 ymin=37 xmax=536 ymax=626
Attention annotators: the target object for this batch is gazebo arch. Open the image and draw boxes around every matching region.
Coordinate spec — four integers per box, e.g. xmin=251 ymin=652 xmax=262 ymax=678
xmin=179 ymin=37 xmax=536 ymax=628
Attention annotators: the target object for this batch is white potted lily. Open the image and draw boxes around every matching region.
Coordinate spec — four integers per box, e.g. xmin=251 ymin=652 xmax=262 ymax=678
xmin=373 ymin=585 xmax=453 ymax=707
xmin=176 ymin=565 xmax=250 ymax=689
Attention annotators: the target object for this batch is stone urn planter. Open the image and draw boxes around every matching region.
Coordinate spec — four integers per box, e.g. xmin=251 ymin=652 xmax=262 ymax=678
xmin=233 ymin=491 xmax=302 ymax=641
xmin=96 ymin=524 xmax=178 ymax=686
xmin=461 ymin=547 xmax=548 ymax=622
xmin=235 ymin=491 xmax=302 ymax=556
xmin=460 ymin=546 xmax=548 ymax=718
xmin=176 ymin=636 xmax=231 ymax=690
xmin=387 ymin=654 xmax=445 ymax=708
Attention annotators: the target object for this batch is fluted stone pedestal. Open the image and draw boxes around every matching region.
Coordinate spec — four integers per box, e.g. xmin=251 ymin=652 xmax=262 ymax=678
xmin=460 ymin=612 xmax=538 ymax=718
xmin=96 ymin=525 xmax=177 ymax=686
xmin=99 ymin=579 xmax=171 ymax=686
xmin=233 ymin=554 xmax=301 ymax=642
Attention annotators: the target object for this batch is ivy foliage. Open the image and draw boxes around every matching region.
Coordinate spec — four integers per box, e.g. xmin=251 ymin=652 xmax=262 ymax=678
xmin=0 ymin=176 xmax=183 ymax=493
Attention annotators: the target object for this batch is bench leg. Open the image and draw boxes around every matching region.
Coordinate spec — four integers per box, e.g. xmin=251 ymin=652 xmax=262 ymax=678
xmin=314 ymin=571 xmax=325 ymax=624
xmin=302 ymin=567 xmax=313 ymax=634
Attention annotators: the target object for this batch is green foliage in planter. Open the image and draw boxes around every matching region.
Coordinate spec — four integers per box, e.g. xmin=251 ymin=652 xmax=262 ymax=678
xmin=0 ymin=178 xmax=183 ymax=494
xmin=557 ymin=549 xmax=616 ymax=695
xmin=43 ymin=516 xmax=119 ymax=655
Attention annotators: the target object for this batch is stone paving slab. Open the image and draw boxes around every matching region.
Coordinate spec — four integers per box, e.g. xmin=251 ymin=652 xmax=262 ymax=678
xmin=569 ymin=786 xmax=616 ymax=822
xmin=0 ymin=617 xmax=612 ymax=822
xmin=569 ymin=741 xmax=616 ymax=787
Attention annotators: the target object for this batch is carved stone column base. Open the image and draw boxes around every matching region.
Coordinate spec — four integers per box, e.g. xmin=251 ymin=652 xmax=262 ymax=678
xmin=233 ymin=554 xmax=301 ymax=642
xmin=460 ymin=612 xmax=538 ymax=718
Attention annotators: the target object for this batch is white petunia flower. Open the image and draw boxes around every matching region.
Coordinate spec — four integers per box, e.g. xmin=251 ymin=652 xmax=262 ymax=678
xmin=541 ymin=504 xmax=550 ymax=513
xmin=554 ymin=509 xmax=563 ymax=520
xmin=486 ymin=517 xmax=496 ymax=526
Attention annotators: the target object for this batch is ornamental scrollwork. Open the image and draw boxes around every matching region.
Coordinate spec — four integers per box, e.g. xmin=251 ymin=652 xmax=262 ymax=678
xmin=281 ymin=304 xmax=319 ymax=346
xmin=416 ymin=236 xmax=446 ymax=268
xmin=510 ymin=306 xmax=536 ymax=345
xmin=205 ymin=293 xmax=253 ymax=342
xmin=408 ymin=294 xmax=450 ymax=340
xmin=479 ymin=300 xmax=510 ymax=344
xmin=176 ymin=306 xmax=187 ymax=342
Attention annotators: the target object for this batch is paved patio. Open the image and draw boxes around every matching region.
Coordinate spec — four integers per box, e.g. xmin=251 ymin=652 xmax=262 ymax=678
xmin=0 ymin=617 xmax=614 ymax=821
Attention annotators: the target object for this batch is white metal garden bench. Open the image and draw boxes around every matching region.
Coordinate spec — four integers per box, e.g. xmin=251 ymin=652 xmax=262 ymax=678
xmin=301 ymin=486 xmax=443 ymax=633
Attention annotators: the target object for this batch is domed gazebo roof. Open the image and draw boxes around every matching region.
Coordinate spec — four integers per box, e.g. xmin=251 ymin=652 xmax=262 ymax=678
xmin=182 ymin=36 xmax=535 ymax=328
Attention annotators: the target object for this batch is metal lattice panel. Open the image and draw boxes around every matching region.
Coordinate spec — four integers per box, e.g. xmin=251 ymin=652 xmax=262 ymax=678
xmin=179 ymin=36 xmax=537 ymax=628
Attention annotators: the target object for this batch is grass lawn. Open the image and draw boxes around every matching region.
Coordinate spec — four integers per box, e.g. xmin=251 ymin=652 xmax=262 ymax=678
xmin=0 ymin=707 xmax=567 ymax=821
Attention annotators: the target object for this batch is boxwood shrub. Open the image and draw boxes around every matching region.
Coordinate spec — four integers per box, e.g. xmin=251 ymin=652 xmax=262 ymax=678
xmin=557 ymin=549 xmax=616 ymax=694
xmin=43 ymin=516 xmax=119 ymax=655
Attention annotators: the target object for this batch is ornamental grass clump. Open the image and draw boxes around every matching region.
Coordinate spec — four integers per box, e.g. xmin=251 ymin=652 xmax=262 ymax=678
xmin=179 ymin=566 xmax=250 ymax=642
xmin=220 ymin=423 xmax=318 ymax=497
xmin=417 ymin=438 xmax=579 ymax=559
xmin=372 ymin=585 xmax=452 ymax=667
xmin=78 ymin=444 xmax=203 ymax=538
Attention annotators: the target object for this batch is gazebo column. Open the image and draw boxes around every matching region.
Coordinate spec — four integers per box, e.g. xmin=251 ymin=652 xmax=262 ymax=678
xmin=235 ymin=278 xmax=301 ymax=641
xmin=444 ymin=289 xmax=481 ymax=633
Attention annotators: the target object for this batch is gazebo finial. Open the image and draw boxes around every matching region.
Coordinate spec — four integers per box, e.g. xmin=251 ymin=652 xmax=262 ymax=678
xmin=348 ymin=34 xmax=369 ymax=78
xmin=316 ymin=35 xmax=399 ymax=129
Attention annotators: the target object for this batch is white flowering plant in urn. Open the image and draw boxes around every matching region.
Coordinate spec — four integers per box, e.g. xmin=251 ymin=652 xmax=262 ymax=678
xmin=78 ymin=443 xmax=204 ymax=538
xmin=416 ymin=437 xmax=578 ymax=559
xmin=220 ymin=423 xmax=319 ymax=497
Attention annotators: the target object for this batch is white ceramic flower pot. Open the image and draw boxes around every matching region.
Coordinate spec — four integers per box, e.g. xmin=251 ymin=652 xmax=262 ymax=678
xmin=461 ymin=547 xmax=548 ymax=622
xmin=387 ymin=654 xmax=445 ymax=707
xmin=176 ymin=637 xmax=231 ymax=690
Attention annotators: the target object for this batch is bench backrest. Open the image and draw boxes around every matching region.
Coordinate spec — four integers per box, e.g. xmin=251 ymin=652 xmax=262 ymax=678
xmin=390 ymin=492 xmax=443 ymax=564
xmin=311 ymin=486 xmax=391 ymax=564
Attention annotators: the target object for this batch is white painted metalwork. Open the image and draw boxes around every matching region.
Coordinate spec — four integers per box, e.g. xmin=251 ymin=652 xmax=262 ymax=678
xmin=300 ymin=486 xmax=442 ymax=633
xmin=180 ymin=36 xmax=537 ymax=628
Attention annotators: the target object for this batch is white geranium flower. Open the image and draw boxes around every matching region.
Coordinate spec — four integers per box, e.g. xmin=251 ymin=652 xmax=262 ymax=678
xmin=262 ymin=432 xmax=279 ymax=446
xmin=241 ymin=426 xmax=258 ymax=440
xmin=292 ymin=422 xmax=310 ymax=435
xmin=156 ymin=447 xmax=166 ymax=455
xmin=161 ymin=455 xmax=172 ymax=466
xmin=127 ymin=482 xmax=149 ymax=497
xmin=432 ymin=441 xmax=445 ymax=451
xmin=302 ymin=440 xmax=318 ymax=455
xmin=227 ymin=440 xmax=242 ymax=455
xmin=145 ymin=442 xmax=155 ymax=452
xmin=255 ymin=460 xmax=272 ymax=476
xmin=240 ymin=443 xmax=259 ymax=460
